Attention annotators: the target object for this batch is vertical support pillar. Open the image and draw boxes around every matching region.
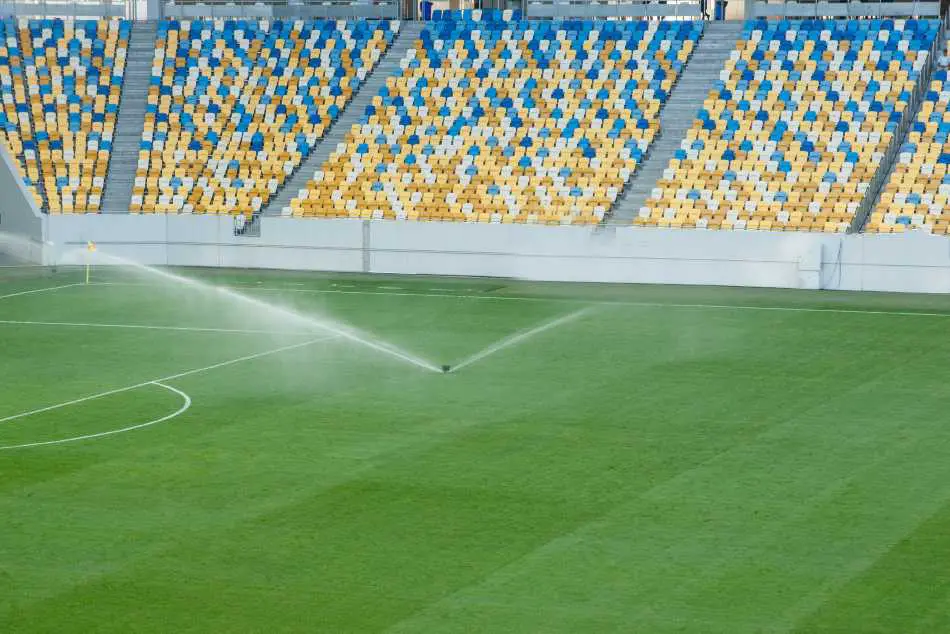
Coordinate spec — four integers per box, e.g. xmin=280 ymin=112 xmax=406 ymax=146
xmin=362 ymin=219 xmax=371 ymax=273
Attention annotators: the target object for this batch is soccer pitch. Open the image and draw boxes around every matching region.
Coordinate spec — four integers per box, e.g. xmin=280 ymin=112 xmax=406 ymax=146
xmin=2 ymin=266 xmax=950 ymax=632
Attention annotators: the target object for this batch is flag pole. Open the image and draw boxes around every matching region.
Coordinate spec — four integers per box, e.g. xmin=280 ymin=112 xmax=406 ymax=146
xmin=85 ymin=241 xmax=96 ymax=285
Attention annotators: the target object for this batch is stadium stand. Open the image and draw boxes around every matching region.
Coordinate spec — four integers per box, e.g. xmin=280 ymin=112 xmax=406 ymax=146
xmin=0 ymin=18 xmax=130 ymax=213
xmin=0 ymin=20 xmax=41 ymax=209
xmin=264 ymin=22 xmax=423 ymax=216
xmin=130 ymin=18 xmax=399 ymax=214
xmin=287 ymin=10 xmax=702 ymax=224
xmin=636 ymin=18 xmax=939 ymax=232
xmin=869 ymin=42 xmax=950 ymax=234
xmin=614 ymin=21 xmax=744 ymax=222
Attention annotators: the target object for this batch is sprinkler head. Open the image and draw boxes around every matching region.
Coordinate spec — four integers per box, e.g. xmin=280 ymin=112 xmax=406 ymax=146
xmin=441 ymin=365 xmax=451 ymax=374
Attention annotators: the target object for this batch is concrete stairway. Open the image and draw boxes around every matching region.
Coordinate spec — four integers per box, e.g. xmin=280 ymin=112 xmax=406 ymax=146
xmin=608 ymin=21 xmax=744 ymax=224
xmin=100 ymin=21 xmax=156 ymax=213
xmin=263 ymin=22 xmax=423 ymax=216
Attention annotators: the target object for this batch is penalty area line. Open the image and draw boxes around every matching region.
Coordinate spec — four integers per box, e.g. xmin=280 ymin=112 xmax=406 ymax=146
xmin=86 ymin=282 xmax=950 ymax=319
xmin=0 ymin=282 xmax=83 ymax=301
xmin=0 ymin=382 xmax=192 ymax=450
xmin=236 ymin=286 xmax=950 ymax=319
xmin=0 ymin=318 xmax=316 ymax=337
xmin=0 ymin=336 xmax=334 ymax=427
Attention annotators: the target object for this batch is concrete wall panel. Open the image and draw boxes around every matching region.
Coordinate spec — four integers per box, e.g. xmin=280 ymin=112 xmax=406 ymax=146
xmin=43 ymin=214 xmax=950 ymax=294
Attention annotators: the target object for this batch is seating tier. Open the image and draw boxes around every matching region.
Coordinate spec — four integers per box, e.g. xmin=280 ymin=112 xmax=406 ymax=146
xmin=289 ymin=15 xmax=701 ymax=224
xmin=0 ymin=18 xmax=129 ymax=213
xmin=870 ymin=42 xmax=950 ymax=234
xmin=132 ymin=18 xmax=398 ymax=214
xmin=638 ymin=19 xmax=938 ymax=233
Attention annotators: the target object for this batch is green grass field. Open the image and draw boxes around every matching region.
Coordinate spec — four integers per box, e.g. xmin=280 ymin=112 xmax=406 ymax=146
xmin=3 ymin=265 xmax=950 ymax=632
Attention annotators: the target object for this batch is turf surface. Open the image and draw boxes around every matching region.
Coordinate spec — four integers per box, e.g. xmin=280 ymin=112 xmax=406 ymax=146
xmin=2 ymin=266 xmax=950 ymax=632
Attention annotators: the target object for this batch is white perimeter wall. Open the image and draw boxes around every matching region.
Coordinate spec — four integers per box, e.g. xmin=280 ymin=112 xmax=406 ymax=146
xmin=45 ymin=214 xmax=950 ymax=294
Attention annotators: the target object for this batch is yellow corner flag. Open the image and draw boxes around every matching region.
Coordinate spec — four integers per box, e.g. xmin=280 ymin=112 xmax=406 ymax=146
xmin=85 ymin=242 xmax=95 ymax=284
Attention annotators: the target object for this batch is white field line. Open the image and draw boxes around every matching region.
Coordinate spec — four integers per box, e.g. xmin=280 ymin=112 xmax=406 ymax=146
xmin=0 ymin=282 xmax=82 ymax=301
xmin=238 ymin=286 xmax=950 ymax=318
xmin=0 ymin=382 xmax=191 ymax=450
xmin=0 ymin=337 xmax=332 ymax=427
xmin=89 ymin=281 xmax=950 ymax=320
xmin=0 ymin=318 xmax=314 ymax=337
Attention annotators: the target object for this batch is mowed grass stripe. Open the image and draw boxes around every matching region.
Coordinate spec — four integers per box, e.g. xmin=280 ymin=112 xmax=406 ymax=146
xmin=90 ymin=281 xmax=950 ymax=319
xmin=0 ymin=362 xmax=593 ymax=629
xmin=792 ymin=499 xmax=950 ymax=633
xmin=381 ymin=366 xmax=938 ymax=632
xmin=2 ymin=271 xmax=950 ymax=631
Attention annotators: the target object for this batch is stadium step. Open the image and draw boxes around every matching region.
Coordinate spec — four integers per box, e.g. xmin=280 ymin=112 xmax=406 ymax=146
xmin=263 ymin=22 xmax=424 ymax=217
xmin=100 ymin=20 xmax=157 ymax=214
xmin=609 ymin=21 xmax=745 ymax=225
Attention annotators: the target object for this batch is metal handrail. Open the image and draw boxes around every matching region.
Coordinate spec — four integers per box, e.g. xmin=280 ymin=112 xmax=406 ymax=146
xmin=166 ymin=0 xmax=395 ymax=6
xmin=1 ymin=0 xmax=128 ymax=18
xmin=161 ymin=0 xmax=399 ymax=19
xmin=849 ymin=21 xmax=943 ymax=232
xmin=525 ymin=0 xmax=702 ymax=20
xmin=753 ymin=0 xmax=941 ymax=19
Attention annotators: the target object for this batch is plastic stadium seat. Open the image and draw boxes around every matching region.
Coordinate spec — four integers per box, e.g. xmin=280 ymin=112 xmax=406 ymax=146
xmin=637 ymin=19 xmax=938 ymax=233
xmin=132 ymin=19 xmax=399 ymax=214
xmin=869 ymin=40 xmax=950 ymax=235
xmin=288 ymin=14 xmax=701 ymax=224
xmin=0 ymin=18 xmax=130 ymax=213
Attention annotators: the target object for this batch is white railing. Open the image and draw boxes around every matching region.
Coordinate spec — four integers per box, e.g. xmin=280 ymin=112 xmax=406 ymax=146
xmin=162 ymin=0 xmax=399 ymax=19
xmin=526 ymin=0 xmax=702 ymax=19
xmin=0 ymin=0 xmax=129 ymax=17
xmin=752 ymin=0 xmax=941 ymax=19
